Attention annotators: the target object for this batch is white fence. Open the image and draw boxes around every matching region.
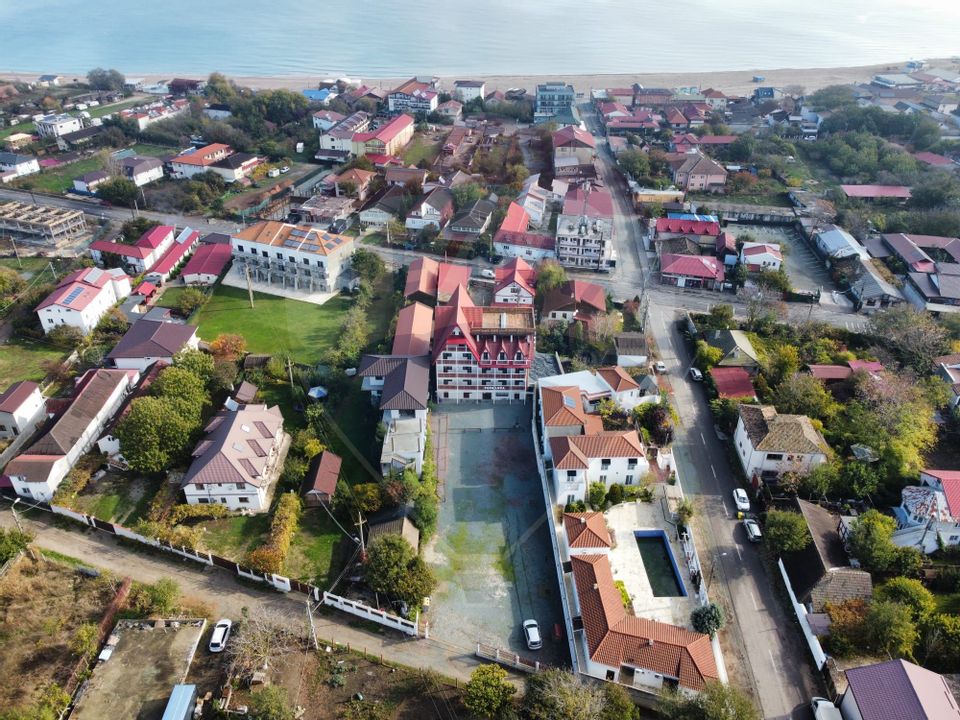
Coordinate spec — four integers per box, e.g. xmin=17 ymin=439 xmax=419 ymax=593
xmin=778 ymin=558 xmax=828 ymax=670
xmin=321 ymin=591 xmax=419 ymax=637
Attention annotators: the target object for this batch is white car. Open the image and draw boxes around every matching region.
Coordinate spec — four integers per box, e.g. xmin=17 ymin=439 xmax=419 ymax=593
xmin=811 ymin=697 xmax=842 ymax=720
xmin=689 ymin=367 xmax=703 ymax=382
xmin=743 ymin=518 xmax=762 ymax=543
xmin=479 ymin=268 xmax=495 ymax=279
xmin=732 ymin=488 xmax=750 ymax=513
xmin=209 ymin=618 xmax=232 ymax=653
xmin=653 ymin=361 xmax=667 ymax=374
xmin=522 ymin=619 xmax=542 ymax=650
xmin=280 ymin=166 xmax=290 ymax=174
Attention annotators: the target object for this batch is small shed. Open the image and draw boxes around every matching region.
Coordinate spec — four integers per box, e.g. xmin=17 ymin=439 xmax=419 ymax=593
xmin=368 ymin=514 xmax=420 ymax=552
xmin=234 ymin=381 xmax=258 ymax=404
xmin=301 ymin=451 xmax=342 ymax=507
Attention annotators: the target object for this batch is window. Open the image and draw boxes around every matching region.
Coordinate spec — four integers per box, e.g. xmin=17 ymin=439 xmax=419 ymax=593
xmin=303 ymin=258 xmax=310 ymax=265
xmin=239 ymin=497 xmax=250 ymax=504
xmin=198 ymin=498 xmax=209 ymax=503
xmin=628 ymin=459 xmax=638 ymax=468
xmin=567 ymin=470 xmax=577 ymax=478
xmin=443 ymin=392 xmax=449 ymax=398
xmin=767 ymin=453 xmax=784 ymax=461
xmin=600 ymin=475 xmax=607 ymax=483
xmin=196 ymin=483 xmax=205 ymax=490
xmin=464 ymin=392 xmax=471 ymax=399
xmin=276 ymin=252 xmax=283 ymax=259
xmin=288 ymin=255 xmax=295 ymax=262
xmin=237 ymin=245 xmax=244 ymax=252
xmin=951 ymin=535 xmax=959 ymax=542
xmin=250 ymin=247 xmax=257 ymax=254
xmin=601 ymin=459 xmax=611 ymax=470
xmin=625 ymin=475 xmax=634 ymax=485
xmin=220 ymin=497 xmax=227 ymax=503
xmin=261 ymin=250 xmax=268 ymax=257
xmin=236 ymin=483 xmax=246 ymax=490
xmin=567 ymin=494 xmax=576 ymax=505
xmin=0 ymin=425 xmax=5 ymax=432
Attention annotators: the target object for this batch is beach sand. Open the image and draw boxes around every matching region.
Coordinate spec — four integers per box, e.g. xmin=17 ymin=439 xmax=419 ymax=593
xmin=2 ymin=58 xmax=956 ymax=97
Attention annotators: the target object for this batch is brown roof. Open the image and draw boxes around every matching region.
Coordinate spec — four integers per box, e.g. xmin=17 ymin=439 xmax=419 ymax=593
xmin=28 ymin=369 xmax=134 ymax=457
xmin=302 ymin=450 xmax=342 ymax=497
xmin=182 ymin=404 xmax=282 ymax=488
xmin=391 ymin=302 xmax=433 ymax=356
xmin=615 ymin=333 xmax=647 ymax=355
xmin=107 ymin=320 xmax=197 ymax=360
xmin=0 ymin=381 xmax=40 ymax=413
xmin=3 ymin=454 xmax=60 ymax=484
xmin=541 ymin=280 xmax=606 ymax=317
xmin=563 ymin=512 xmax=612 ymax=549
xmin=550 ymin=431 xmax=644 ymax=470
xmin=738 ymin=405 xmax=830 ymax=455
xmin=357 ymin=355 xmax=430 ymax=411
xmin=232 ymin=221 xmax=352 ymax=256
xmin=597 ymin=366 xmax=639 ymax=393
xmin=368 ymin=514 xmax=420 ymax=551
xmin=541 ymin=386 xmax=587 ymax=427
xmin=571 ymin=554 xmax=718 ymax=690
xmin=234 ymin=381 xmax=258 ymax=403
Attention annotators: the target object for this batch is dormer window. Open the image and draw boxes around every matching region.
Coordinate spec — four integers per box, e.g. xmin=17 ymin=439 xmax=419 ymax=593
xmin=515 ymin=351 xmax=523 ymax=361
xmin=498 ymin=352 xmax=507 ymax=361
xmin=482 ymin=351 xmax=489 ymax=360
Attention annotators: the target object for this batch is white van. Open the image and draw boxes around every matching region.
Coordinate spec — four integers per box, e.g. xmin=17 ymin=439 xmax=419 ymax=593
xmin=811 ymin=697 xmax=842 ymax=720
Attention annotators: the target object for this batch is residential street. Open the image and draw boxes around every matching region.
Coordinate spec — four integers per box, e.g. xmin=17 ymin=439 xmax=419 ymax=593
xmin=0 ymin=509 xmax=486 ymax=684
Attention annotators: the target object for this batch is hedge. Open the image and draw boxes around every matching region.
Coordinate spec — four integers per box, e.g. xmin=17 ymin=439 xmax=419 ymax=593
xmin=245 ymin=493 xmax=302 ymax=574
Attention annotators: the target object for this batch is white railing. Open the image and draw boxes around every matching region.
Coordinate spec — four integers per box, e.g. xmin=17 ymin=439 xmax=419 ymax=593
xmin=778 ymin=558 xmax=828 ymax=670
xmin=321 ymin=591 xmax=419 ymax=637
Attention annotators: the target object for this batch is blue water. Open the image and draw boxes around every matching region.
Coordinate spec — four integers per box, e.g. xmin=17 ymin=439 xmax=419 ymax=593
xmin=1 ymin=0 xmax=959 ymax=78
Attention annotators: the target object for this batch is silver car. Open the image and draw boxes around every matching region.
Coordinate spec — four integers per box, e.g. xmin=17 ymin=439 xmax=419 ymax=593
xmin=523 ymin=619 xmax=542 ymax=650
xmin=208 ymin=618 xmax=232 ymax=653
xmin=743 ymin=518 xmax=762 ymax=543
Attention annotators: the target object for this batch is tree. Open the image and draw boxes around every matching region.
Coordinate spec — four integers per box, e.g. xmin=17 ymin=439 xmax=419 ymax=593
xmin=764 ymin=509 xmax=812 ymax=554
xmin=353 ymin=483 xmax=383 ymax=514
xmin=676 ymin=499 xmax=695 ymax=527
xmin=771 ymin=372 xmax=839 ymax=424
xmin=120 ymin=217 xmax=161 ymax=244
xmin=116 ymin=396 xmax=196 ymax=472
xmin=152 ymin=366 xmax=209 ymax=422
xmin=248 ymin=686 xmax=293 ymax=720
xmin=0 ymin=528 xmax=32 ymax=563
xmin=173 ymin=348 xmax=215 ymax=386
xmin=600 ymin=683 xmax=636 ymax=720
xmin=764 ymin=344 xmax=800 ymax=388
xmin=351 ymin=248 xmax=385 ymax=283
xmin=660 ymin=682 xmax=760 ymax=720
xmin=738 ymin=285 xmax=785 ymax=331
xmin=587 ymin=482 xmax=607 ymax=509
xmin=693 ymin=340 xmax=724 ymax=370
xmin=691 ymin=602 xmax=725 ymax=638
xmin=522 ymin=669 xmax=605 ymax=720
xmin=70 ymin=622 xmax=99 ymax=659
xmin=868 ymin=305 xmax=947 ymax=372
xmin=227 ymin=607 xmax=299 ymax=676
xmin=919 ymin=613 xmax=960 ymax=672
xmin=364 ymin=535 xmax=437 ymax=606
xmin=876 ymin=577 xmax=936 ymax=623
xmin=87 ymin=67 xmax=125 ymax=92
xmin=176 ymin=287 xmax=207 ymax=317
xmin=451 ymin=182 xmax=486 ymax=210
xmin=46 ymin=324 xmax=84 ymax=349
xmin=847 ymin=509 xmax=900 ymax=573
xmin=868 ymin=600 xmax=918 ymax=659
xmin=618 ymin=148 xmax=650 ymax=179
xmin=211 ymin=359 xmax=239 ymax=392
xmin=97 ymin=177 xmax=139 ymax=207
xmin=0 ymin=266 xmax=26 ymax=297
xmin=210 ymin=333 xmax=247 ymax=360
xmin=536 ymin=259 xmax=567 ymax=295
xmin=463 ymin=664 xmax=516 ymax=718
xmin=708 ymin=303 xmax=735 ymax=329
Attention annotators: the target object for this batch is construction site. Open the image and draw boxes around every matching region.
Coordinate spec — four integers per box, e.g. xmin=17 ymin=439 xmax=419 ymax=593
xmin=0 ymin=200 xmax=89 ymax=250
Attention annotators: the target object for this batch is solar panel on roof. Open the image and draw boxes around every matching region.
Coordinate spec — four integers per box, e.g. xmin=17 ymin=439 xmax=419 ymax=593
xmin=282 ymin=239 xmax=301 ymax=249
xmin=290 ymin=228 xmax=309 ymax=237
xmin=62 ymin=287 xmax=84 ymax=305
xmin=324 ymin=243 xmax=335 ymax=250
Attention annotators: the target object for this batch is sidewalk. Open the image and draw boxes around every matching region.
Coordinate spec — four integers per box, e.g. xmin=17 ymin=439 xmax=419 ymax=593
xmin=0 ymin=509 xmax=485 ymax=683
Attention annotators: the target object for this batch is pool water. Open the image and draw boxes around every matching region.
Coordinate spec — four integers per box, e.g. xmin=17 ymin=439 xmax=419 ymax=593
xmin=635 ymin=532 xmax=687 ymax=597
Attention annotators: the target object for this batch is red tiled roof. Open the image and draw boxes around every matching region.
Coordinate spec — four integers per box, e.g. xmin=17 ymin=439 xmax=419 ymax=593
xmin=596 ymin=366 xmax=639 ymax=393
xmin=140 ymin=225 xmax=175 ymax=249
xmin=562 ymin=186 xmax=613 ymax=218
xmin=553 ymin=125 xmax=596 ymax=149
xmin=404 ymin=257 xmax=439 ymax=299
xmin=353 ymin=114 xmax=414 ymax=145
xmin=437 ymin=263 xmax=471 ymax=301
xmin=541 ymin=385 xmax=587 ymax=427
xmin=499 ymin=201 xmax=530 ymax=234
xmin=696 ymin=135 xmax=737 ymax=144
xmin=35 ymin=267 xmax=130 ymax=312
xmin=391 ymin=302 xmax=433 ymax=356
xmin=656 ymin=218 xmax=721 ymax=236
xmin=182 ymin=242 xmax=232 ymax=278
xmin=847 ymin=360 xmax=883 ymax=373
xmin=550 ymin=431 xmax=644 ymax=470
xmin=89 ymin=238 xmax=153 ymax=259
xmin=841 ymin=184 xmax=912 ymax=199
xmin=927 ymin=472 xmax=960 ymax=519
xmin=563 ymin=512 xmax=612 ymax=549
xmin=808 ymin=364 xmax=852 ymax=381
xmin=170 ymin=143 xmax=231 ymax=167
xmin=660 ymin=254 xmax=724 ymax=281
xmin=708 ymin=367 xmax=756 ymax=399
xmin=134 ymin=281 xmax=157 ymax=296
xmin=493 ymin=230 xmax=555 ymax=251
xmin=149 ymin=231 xmax=198 ymax=276
xmin=913 ymin=151 xmax=953 ymax=167
xmin=570 ymin=554 xmax=718 ymax=690
xmin=494 ymin=257 xmax=536 ymax=297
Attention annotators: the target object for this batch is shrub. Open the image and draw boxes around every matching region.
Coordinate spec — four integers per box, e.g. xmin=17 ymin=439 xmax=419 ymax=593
xmin=764 ymin=509 xmax=812 ymax=555
xmin=168 ymin=503 xmax=231 ymax=524
xmin=691 ymin=602 xmax=725 ymax=638
xmin=244 ymin=493 xmax=301 ymax=574
xmin=412 ymin=493 xmax=439 ymax=541
xmin=587 ymin=482 xmax=607 ymax=510
xmin=606 ymin=484 xmax=624 ymax=506
xmin=463 ymin=664 xmax=517 ymax=718
xmin=47 ymin=324 xmax=84 ymax=349
xmin=176 ymin=287 xmax=208 ymax=317
xmin=70 ymin=622 xmax=100 ymax=659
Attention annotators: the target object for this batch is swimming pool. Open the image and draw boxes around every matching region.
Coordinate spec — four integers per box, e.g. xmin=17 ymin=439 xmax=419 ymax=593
xmin=634 ymin=530 xmax=687 ymax=597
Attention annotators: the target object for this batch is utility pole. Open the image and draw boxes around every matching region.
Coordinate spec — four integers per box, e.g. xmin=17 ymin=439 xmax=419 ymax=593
xmin=10 ymin=499 xmax=24 ymax=534
xmin=356 ymin=512 xmax=367 ymax=556
xmin=9 ymin=236 xmax=21 ymax=269
xmin=286 ymin=356 xmax=294 ymax=388
xmin=244 ymin=265 xmax=255 ymax=309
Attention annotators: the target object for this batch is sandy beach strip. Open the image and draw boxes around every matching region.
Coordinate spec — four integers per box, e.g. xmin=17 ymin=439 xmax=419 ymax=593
xmin=2 ymin=58 xmax=954 ymax=97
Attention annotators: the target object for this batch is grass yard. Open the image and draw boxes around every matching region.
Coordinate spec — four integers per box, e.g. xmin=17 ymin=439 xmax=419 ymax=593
xmin=130 ymin=142 xmax=179 ymax=157
xmin=285 ymin=510 xmax=349 ymax=585
xmin=259 ymin=380 xmax=305 ymax=429
xmin=155 ymin=285 xmax=192 ymax=311
xmin=0 ymin=121 xmax=33 ymax=140
xmin=0 ymin=339 xmax=66 ymax=389
xmin=86 ymin=98 xmax=144 ymax=119
xmin=0 ymin=554 xmax=118 ymax=713
xmin=17 ymin=155 xmax=106 ymax=194
xmin=196 ymin=513 xmax=272 ymax=558
xmin=402 ymin=135 xmax=441 ymax=167
xmin=0 ymin=256 xmax=54 ymax=276
xmin=194 ymin=285 xmax=354 ymax=365
xmin=69 ymin=475 xmax=156 ymax=525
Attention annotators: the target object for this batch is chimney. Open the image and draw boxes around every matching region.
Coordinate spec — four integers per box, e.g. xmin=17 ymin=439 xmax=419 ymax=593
xmin=580 ymin=517 xmax=587 ymax=525
xmin=593 ymin=583 xmax=599 ymax=590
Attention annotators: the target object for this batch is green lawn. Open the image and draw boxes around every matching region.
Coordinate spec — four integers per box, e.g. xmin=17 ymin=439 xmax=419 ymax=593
xmin=16 ymin=156 xmax=106 ymax=194
xmin=0 ymin=257 xmax=55 ymax=277
xmin=258 ymin=380 xmax=306 ymax=429
xmin=0 ymin=122 xmax=33 ymax=140
xmin=70 ymin=476 xmax=156 ymax=525
xmin=194 ymin=285 xmax=355 ymax=365
xmin=0 ymin=339 xmax=66 ymax=390
xmin=156 ymin=286 xmax=190 ymax=311
xmin=197 ymin=513 xmax=272 ymax=559
xmin=86 ymin=98 xmax=145 ymax=119
xmin=285 ymin=510 xmax=346 ymax=584
xmin=402 ymin=136 xmax=440 ymax=167
xmin=130 ymin=143 xmax=179 ymax=157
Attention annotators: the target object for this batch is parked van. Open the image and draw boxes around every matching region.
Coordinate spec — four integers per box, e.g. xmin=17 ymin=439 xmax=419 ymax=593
xmin=811 ymin=698 xmax=842 ymax=720
xmin=267 ymin=168 xmax=280 ymax=178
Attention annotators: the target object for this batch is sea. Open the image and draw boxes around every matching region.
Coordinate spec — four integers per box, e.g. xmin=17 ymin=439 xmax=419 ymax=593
xmin=1 ymin=0 xmax=959 ymax=79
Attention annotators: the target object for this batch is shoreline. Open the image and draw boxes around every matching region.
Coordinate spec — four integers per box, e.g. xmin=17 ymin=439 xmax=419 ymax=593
xmin=3 ymin=58 xmax=955 ymax=96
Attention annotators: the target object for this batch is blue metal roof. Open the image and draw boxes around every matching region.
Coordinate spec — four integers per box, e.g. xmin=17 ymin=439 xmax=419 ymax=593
xmin=161 ymin=684 xmax=197 ymax=720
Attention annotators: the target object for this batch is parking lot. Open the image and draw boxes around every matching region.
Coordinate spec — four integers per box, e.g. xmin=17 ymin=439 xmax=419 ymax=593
xmin=424 ymin=404 xmax=567 ymax=666
xmin=735 ymin=223 xmax=832 ymax=293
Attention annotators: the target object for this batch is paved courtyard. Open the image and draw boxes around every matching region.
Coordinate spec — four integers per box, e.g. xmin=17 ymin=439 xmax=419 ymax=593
xmin=424 ymin=404 xmax=567 ymax=667
xmin=735 ymin=223 xmax=832 ymax=293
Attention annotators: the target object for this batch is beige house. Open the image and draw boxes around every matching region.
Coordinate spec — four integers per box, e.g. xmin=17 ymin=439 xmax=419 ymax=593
xmin=673 ymin=152 xmax=727 ymax=192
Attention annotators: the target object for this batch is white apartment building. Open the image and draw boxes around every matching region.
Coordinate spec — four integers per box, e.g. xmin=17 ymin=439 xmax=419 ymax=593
xmin=454 ymin=80 xmax=486 ymax=103
xmin=317 ymin=111 xmax=371 ymax=156
xmin=35 ymin=113 xmax=83 ymax=138
xmin=36 ymin=267 xmax=131 ymax=336
xmin=5 ymin=369 xmax=137 ymax=501
xmin=735 ymin=405 xmax=830 ymax=481
xmin=555 ymin=186 xmax=616 ymax=271
xmin=231 ymin=221 xmax=356 ymax=294
xmin=549 ymin=430 xmax=648 ymax=505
